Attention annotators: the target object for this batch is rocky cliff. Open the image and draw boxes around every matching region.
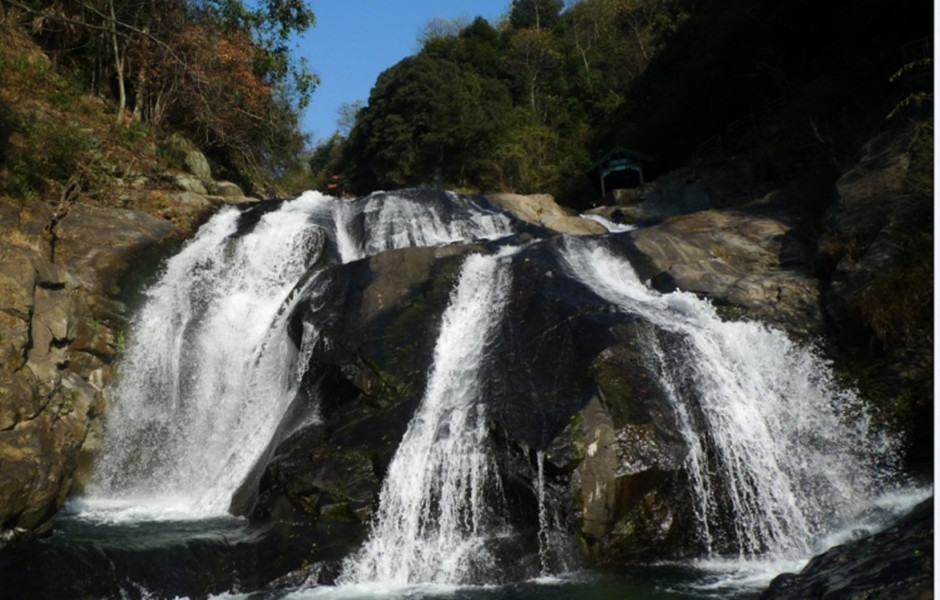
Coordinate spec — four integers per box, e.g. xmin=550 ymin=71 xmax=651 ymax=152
xmin=0 ymin=124 xmax=930 ymax=600
xmin=760 ymin=497 xmax=933 ymax=600
xmin=0 ymin=144 xmax=259 ymax=544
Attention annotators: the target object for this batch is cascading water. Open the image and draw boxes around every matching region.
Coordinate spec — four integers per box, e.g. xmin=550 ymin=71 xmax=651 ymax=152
xmin=534 ymin=450 xmax=572 ymax=578
xmin=38 ymin=188 xmax=923 ymax=600
xmin=558 ymin=235 xmax=902 ymax=562
xmin=580 ymin=213 xmax=636 ymax=233
xmin=83 ymin=190 xmax=518 ymax=522
xmin=339 ymin=252 xmax=513 ymax=586
xmin=333 ymin=190 xmax=515 ymax=262
xmin=84 ymin=194 xmax=331 ymax=519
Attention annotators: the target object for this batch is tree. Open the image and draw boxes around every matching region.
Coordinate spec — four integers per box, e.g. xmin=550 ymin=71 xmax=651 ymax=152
xmin=344 ymin=52 xmax=513 ymax=192
xmin=503 ymin=27 xmax=560 ymax=119
xmin=336 ymin=100 xmax=364 ymax=136
xmin=509 ymin=0 xmax=564 ymax=30
xmin=417 ymin=15 xmax=469 ymax=46
xmin=4 ymin=0 xmax=316 ymax=187
xmin=307 ymin=132 xmax=345 ymax=188
xmin=198 ymin=0 xmax=317 ymax=109
xmin=490 ymin=115 xmax=559 ymax=192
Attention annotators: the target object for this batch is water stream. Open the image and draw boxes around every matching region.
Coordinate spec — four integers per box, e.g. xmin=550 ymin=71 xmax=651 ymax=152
xmin=558 ymin=235 xmax=918 ymax=590
xmin=81 ymin=190 xmax=516 ymax=523
xmin=84 ymin=196 xmax=329 ymax=520
xmin=28 ymin=190 xmax=926 ymax=599
xmin=339 ymin=253 xmax=513 ymax=585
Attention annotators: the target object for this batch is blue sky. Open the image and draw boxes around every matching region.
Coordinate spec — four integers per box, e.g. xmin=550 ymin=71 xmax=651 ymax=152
xmin=298 ymin=1 xmax=512 ymax=145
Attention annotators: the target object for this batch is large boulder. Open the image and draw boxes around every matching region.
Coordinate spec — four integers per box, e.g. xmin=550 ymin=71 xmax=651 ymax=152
xmin=247 ymin=235 xmax=702 ymax=583
xmin=760 ymin=497 xmax=933 ymax=600
xmin=51 ymin=202 xmax=177 ymax=296
xmin=484 ymin=192 xmax=607 ymax=235
xmin=0 ymin=195 xmax=183 ymax=545
xmin=621 ymin=210 xmax=822 ymax=337
xmin=241 ymin=242 xmax=478 ymax=582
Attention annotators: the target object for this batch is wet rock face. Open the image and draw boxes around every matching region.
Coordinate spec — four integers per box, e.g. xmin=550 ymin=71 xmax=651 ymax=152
xmin=244 ymin=243 xmax=477 ymax=580
xmin=760 ymin=497 xmax=933 ymax=600
xmin=0 ymin=240 xmax=112 ymax=541
xmin=621 ymin=210 xmax=822 ymax=337
xmin=250 ymin=236 xmax=700 ymax=577
xmin=0 ymin=198 xmax=181 ymax=544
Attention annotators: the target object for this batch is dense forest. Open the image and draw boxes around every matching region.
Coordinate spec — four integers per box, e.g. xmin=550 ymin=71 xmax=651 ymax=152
xmin=312 ymin=0 xmax=932 ymax=207
xmin=0 ymin=0 xmax=932 ymax=207
xmin=0 ymin=0 xmax=315 ymax=197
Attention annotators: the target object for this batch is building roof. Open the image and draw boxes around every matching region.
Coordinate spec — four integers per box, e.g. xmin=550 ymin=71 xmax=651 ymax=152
xmin=586 ymin=146 xmax=655 ymax=173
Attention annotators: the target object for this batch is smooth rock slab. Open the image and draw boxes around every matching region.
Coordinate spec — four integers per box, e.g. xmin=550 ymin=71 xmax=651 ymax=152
xmin=53 ymin=202 xmax=177 ymax=295
xmin=623 ymin=210 xmax=822 ymax=336
xmin=760 ymin=497 xmax=933 ymax=600
xmin=485 ymin=192 xmax=607 ymax=235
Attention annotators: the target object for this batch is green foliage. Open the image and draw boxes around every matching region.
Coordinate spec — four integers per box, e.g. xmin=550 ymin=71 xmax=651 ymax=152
xmin=5 ymin=0 xmax=316 ymax=192
xmin=327 ymin=0 xmax=691 ymax=205
xmin=306 ymin=133 xmax=345 ymax=188
xmin=202 ymin=0 xmax=318 ymax=110
xmin=344 ymin=49 xmax=514 ymax=192
xmin=509 ymin=0 xmax=564 ymax=31
xmin=324 ymin=0 xmax=930 ymax=208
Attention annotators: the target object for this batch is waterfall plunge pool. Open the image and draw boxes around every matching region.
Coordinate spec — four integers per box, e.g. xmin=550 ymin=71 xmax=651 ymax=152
xmin=4 ymin=190 xmax=928 ymax=600
xmin=13 ymin=481 xmax=922 ymax=600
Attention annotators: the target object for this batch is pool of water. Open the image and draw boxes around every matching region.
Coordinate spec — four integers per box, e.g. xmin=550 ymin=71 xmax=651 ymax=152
xmin=3 ymin=488 xmax=929 ymax=599
xmin=4 ymin=513 xmax=775 ymax=600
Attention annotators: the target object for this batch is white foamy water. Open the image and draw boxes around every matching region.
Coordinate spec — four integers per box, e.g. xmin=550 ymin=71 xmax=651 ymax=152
xmin=86 ymin=194 xmax=331 ymax=519
xmin=558 ymin=236 xmax=909 ymax=564
xmin=678 ymin=483 xmax=930 ymax=593
xmin=83 ymin=191 xmax=521 ymax=523
xmin=339 ymin=253 xmax=513 ymax=585
xmin=580 ymin=213 xmax=636 ymax=232
xmin=334 ymin=191 xmax=515 ymax=262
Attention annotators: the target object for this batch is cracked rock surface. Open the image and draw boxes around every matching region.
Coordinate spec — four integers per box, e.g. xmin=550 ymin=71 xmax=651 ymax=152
xmin=0 ymin=198 xmax=181 ymax=544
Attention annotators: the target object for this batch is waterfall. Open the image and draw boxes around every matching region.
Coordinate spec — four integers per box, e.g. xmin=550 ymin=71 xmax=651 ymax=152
xmin=333 ymin=190 xmax=515 ymax=262
xmin=24 ymin=188 xmax=925 ymax=600
xmin=559 ymin=236 xmax=900 ymax=559
xmin=82 ymin=190 xmax=519 ymax=523
xmin=339 ymin=252 xmax=513 ymax=585
xmin=84 ymin=194 xmax=331 ymax=520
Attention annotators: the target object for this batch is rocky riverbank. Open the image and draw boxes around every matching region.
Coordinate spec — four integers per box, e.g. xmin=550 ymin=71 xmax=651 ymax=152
xmin=0 ymin=143 xmax=259 ymax=545
xmin=760 ymin=497 xmax=933 ymax=600
xmin=0 ymin=124 xmax=931 ymax=599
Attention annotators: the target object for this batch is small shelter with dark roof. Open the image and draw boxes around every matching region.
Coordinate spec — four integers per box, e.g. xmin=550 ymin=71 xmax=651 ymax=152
xmin=586 ymin=147 xmax=654 ymax=196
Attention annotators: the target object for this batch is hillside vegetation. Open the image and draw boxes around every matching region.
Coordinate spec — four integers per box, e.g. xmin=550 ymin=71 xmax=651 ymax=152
xmin=0 ymin=0 xmax=314 ymax=202
xmin=314 ymin=0 xmax=931 ymax=208
xmin=1 ymin=0 xmax=930 ymax=209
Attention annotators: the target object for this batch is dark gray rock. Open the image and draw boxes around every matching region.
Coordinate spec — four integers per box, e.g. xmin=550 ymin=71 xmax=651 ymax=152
xmin=245 ymin=234 xmax=703 ymax=578
xmin=622 ymin=210 xmax=823 ymax=337
xmin=760 ymin=497 xmax=933 ymax=600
